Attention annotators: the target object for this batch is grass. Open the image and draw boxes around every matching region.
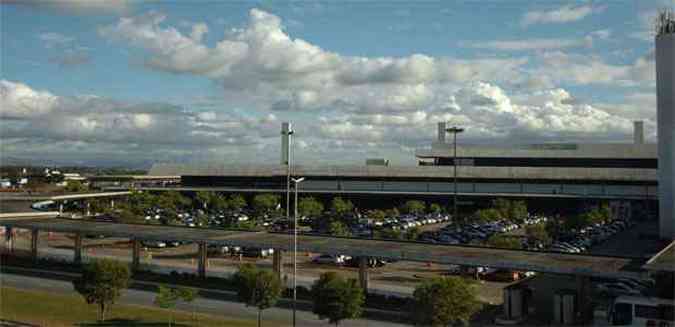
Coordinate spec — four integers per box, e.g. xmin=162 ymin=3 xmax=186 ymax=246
xmin=0 ymin=287 xmax=257 ymax=327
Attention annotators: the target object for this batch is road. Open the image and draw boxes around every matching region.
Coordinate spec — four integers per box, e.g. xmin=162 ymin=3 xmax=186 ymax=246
xmin=0 ymin=268 xmax=411 ymax=327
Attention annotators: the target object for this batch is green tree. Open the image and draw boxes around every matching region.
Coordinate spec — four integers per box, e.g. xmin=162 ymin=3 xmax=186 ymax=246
xmin=493 ymin=199 xmax=528 ymax=222
xmin=228 ymin=194 xmax=247 ymax=212
xmin=65 ymin=180 xmax=88 ymax=193
xmin=429 ymin=203 xmax=443 ymax=214
xmin=385 ymin=207 xmax=400 ymax=218
xmin=473 ymin=208 xmax=502 ymax=223
xmin=195 ymin=191 xmax=213 ymax=211
xmin=73 ymin=259 xmax=130 ymax=321
xmin=252 ymin=194 xmax=280 ymax=219
xmin=412 ymin=277 xmax=482 ymax=326
xmin=400 ymin=200 xmax=426 ymax=215
xmin=563 ymin=214 xmax=590 ymax=231
xmin=154 ymin=284 xmax=179 ymax=327
xmin=367 ymin=209 xmax=386 ymax=222
xmin=311 ymin=272 xmax=365 ymax=326
xmin=485 ymin=234 xmax=522 ymax=249
xmin=233 ymin=264 xmax=283 ymax=327
xmin=299 ymin=197 xmax=324 ymax=217
xmin=154 ymin=285 xmax=199 ymax=326
xmin=405 ymin=227 xmax=421 ymax=241
xmin=210 ymin=194 xmax=229 ymax=212
xmin=525 ymin=223 xmax=551 ymax=246
xmin=176 ymin=287 xmax=198 ymax=322
xmin=330 ymin=197 xmax=354 ymax=216
xmin=328 ymin=220 xmax=352 ymax=237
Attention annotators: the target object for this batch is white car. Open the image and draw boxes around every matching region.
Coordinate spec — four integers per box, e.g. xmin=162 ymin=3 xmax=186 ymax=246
xmin=312 ymin=254 xmax=344 ymax=265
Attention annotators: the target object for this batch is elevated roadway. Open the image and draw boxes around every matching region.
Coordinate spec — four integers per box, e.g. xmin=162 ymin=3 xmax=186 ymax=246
xmin=0 ymin=217 xmax=646 ymax=279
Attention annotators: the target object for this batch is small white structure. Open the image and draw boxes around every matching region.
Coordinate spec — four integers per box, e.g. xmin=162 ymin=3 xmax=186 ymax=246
xmin=63 ymin=173 xmax=86 ymax=181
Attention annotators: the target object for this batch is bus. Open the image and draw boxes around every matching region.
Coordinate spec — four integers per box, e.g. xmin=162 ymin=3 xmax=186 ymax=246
xmin=604 ymin=295 xmax=674 ymax=326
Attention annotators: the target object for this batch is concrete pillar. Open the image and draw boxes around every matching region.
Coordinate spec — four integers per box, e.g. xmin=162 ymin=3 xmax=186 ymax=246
xmin=4 ymin=227 xmax=13 ymax=253
xmin=110 ymin=199 xmax=115 ymax=209
xmin=131 ymin=239 xmax=140 ymax=271
xmin=273 ymin=249 xmax=283 ymax=279
xmin=30 ymin=229 xmax=39 ymax=262
xmin=656 ymin=31 xmax=675 ymax=239
xmin=74 ymin=233 xmax=83 ymax=264
xmin=575 ymin=275 xmax=592 ymax=323
xmin=358 ymin=256 xmax=369 ymax=293
xmin=59 ymin=203 xmax=64 ymax=213
xmin=198 ymin=242 xmax=207 ymax=279
xmin=86 ymin=201 xmax=91 ymax=216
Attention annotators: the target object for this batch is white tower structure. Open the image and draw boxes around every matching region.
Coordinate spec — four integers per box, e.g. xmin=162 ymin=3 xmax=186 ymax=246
xmin=656 ymin=10 xmax=675 ymax=239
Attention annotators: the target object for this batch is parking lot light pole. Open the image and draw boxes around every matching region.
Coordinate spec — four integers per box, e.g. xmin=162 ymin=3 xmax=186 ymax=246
xmin=291 ymin=177 xmax=305 ymax=327
xmin=446 ymin=127 xmax=464 ymax=223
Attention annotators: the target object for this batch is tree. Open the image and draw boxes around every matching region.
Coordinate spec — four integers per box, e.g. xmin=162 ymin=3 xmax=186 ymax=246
xmin=252 ymin=194 xmax=280 ymax=219
xmin=154 ymin=285 xmax=199 ymax=326
xmin=400 ymin=200 xmax=426 ymax=215
xmin=228 ymin=194 xmax=247 ymax=212
xmin=485 ymin=234 xmax=522 ymax=249
xmin=176 ymin=287 xmax=198 ymax=322
xmin=473 ymin=208 xmax=502 ymax=223
xmin=429 ymin=203 xmax=443 ymax=214
xmin=493 ymin=199 xmax=528 ymax=222
xmin=331 ymin=197 xmax=353 ymax=216
xmin=298 ymin=197 xmax=324 ymax=217
xmin=367 ymin=209 xmax=386 ymax=222
xmin=525 ymin=223 xmax=551 ymax=246
xmin=210 ymin=194 xmax=229 ymax=212
xmin=65 ymin=180 xmax=88 ymax=193
xmin=154 ymin=284 xmax=179 ymax=327
xmin=195 ymin=191 xmax=213 ymax=211
xmin=73 ymin=259 xmax=130 ymax=321
xmin=233 ymin=264 xmax=283 ymax=327
xmin=405 ymin=227 xmax=421 ymax=241
xmin=412 ymin=276 xmax=482 ymax=326
xmin=328 ymin=220 xmax=352 ymax=237
xmin=385 ymin=207 xmax=400 ymax=218
xmin=311 ymin=272 xmax=365 ymax=326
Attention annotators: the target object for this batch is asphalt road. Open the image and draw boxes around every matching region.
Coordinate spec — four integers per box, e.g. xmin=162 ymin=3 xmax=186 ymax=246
xmin=0 ymin=268 xmax=411 ymax=327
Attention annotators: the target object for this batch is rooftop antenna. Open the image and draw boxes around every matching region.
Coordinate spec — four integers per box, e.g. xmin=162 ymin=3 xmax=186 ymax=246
xmin=656 ymin=7 xmax=675 ymax=36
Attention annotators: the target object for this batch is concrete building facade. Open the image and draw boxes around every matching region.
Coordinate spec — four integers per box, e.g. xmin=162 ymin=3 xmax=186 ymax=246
xmin=657 ymin=29 xmax=675 ymax=239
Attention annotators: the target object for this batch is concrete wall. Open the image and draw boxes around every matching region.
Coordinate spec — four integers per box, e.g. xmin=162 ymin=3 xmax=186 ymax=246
xmin=657 ymin=33 xmax=675 ymax=239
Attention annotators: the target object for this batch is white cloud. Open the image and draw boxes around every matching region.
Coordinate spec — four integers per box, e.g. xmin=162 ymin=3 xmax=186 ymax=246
xmin=0 ymin=80 xmax=279 ymax=164
xmin=521 ymin=5 xmax=602 ymax=27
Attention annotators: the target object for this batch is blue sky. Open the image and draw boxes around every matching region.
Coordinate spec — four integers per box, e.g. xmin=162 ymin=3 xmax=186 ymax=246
xmin=0 ymin=0 xmax=668 ymax=167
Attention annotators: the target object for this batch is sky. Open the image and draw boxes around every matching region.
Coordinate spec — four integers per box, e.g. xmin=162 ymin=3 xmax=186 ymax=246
xmin=0 ymin=0 xmax=670 ymax=167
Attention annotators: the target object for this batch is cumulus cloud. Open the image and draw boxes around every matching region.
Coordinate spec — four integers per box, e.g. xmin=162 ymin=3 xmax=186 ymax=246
xmin=0 ymin=80 xmax=278 ymax=164
xmin=318 ymin=82 xmax=641 ymax=146
xmin=521 ymin=5 xmax=602 ymax=27
xmin=99 ymin=9 xmax=529 ymax=94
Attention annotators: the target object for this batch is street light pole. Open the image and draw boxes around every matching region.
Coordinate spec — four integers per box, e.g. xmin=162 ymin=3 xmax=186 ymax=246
xmin=446 ymin=127 xmax=464 ymax=223
xmin=291 ymin=177 xmax=305 ymax=327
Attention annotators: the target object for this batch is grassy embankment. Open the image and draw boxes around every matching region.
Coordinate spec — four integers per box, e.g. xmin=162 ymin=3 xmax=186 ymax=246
xmin=0 ymin=287 xmax=258 ymax=327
